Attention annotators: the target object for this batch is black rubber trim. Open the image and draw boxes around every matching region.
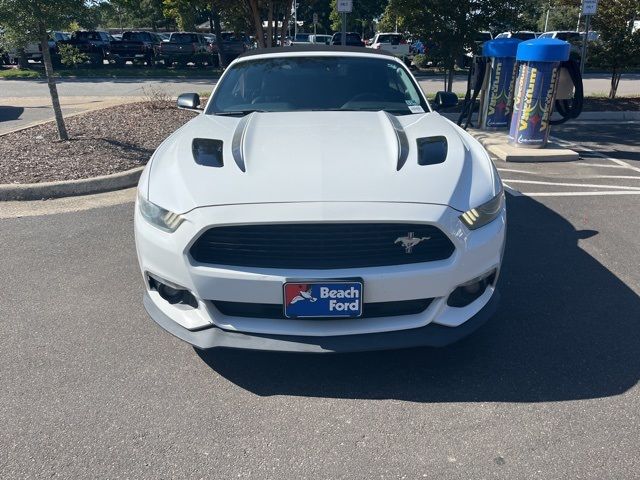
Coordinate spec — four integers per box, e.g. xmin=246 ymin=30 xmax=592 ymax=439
xmin=143 ymin=291 xmax=499 ymax=353
xmin=237 ymin=45 xmax=397 ymax=59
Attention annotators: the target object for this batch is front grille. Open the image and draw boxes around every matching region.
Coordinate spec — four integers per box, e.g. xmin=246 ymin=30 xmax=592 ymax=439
xmin=189 ymin=223 xmax=455 ymax=269
xmin=212 ymin=298 xmax=434 ymax=319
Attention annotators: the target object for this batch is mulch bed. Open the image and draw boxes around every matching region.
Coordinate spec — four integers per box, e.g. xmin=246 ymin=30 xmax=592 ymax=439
xmin=0 ymin=102 xmax=197 ymax=184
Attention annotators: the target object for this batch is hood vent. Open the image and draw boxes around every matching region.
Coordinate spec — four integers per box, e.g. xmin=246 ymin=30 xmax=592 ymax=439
xmin=192 ymin=138 xmax=223 ymax=167
xmin=383 ymin=112 xmax=410 ymax=171
xmin=417 ymin=136 xmax=448 ymax=166
xmin=231 ymin=112 xmax=256 ymax=172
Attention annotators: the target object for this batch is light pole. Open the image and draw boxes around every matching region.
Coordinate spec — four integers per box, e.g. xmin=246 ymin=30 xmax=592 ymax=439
xmin=294 ymin=2 xmax=298 ymax=38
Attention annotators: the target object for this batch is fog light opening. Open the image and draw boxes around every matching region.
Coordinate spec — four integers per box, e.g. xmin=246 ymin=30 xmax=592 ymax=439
xmin=147 ymin=274 xmax=198 ymax=308
xmin=447 ymin=270 xmax=496 ymax=308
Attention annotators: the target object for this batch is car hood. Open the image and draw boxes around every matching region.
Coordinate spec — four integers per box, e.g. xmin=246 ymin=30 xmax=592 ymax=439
xmin=146 ymin=111 xmax=500 ymax=214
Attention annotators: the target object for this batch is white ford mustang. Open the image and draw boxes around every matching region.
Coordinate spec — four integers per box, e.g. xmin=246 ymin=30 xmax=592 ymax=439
xmin=135 ymin=46 xmax=506 ymax=353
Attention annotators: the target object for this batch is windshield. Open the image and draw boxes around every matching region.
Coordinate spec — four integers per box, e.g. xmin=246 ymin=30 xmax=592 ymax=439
xmin=123 ymin=32 xmax=148 ymax=42
xmin=512 ymin=32 xmax=536 ymax=40
xmin=556 ymin=32 xmax=582 ymax=42
xmin=171 ymin=33 xmax=198 ymax=43
xmin=73 ymin=32 xmax=100 ymax=41
xmin=208 ymin=56 xmax=429 ymax=116
xmin=377 ymin=34 xmax=403 ymax=44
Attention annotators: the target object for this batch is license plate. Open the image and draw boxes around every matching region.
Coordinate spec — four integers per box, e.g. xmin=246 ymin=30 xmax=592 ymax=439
xmin=283 ymin=281 xmax=363 ymax=319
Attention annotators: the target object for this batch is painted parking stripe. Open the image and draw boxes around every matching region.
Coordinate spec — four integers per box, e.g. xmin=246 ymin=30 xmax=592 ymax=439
xmin=502 ymin=179 xmax=640 ymax=190
xmin=498 ymin=168 xmax=640 ymax=180
xmin=550 ymin=136 xmax=640 ymax=174
xmin=525 ymin=191 xmax=640 ymax=197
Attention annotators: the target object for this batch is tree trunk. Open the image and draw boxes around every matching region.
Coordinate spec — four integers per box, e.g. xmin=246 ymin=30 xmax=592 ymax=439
xmin=280 ymin=0 xmax=293 ymax=46
xmin=17 ymin=47 xmax=28 ymax=69
xmin=211 ymin=2 xmax=225 ymax=67
xmin=248 ymin=0 xmax=266 ymax=48
xmin=266 ymin=2 xmax=274 ymax=48
xmin=609 ymin=68 xmax=621 ymax=99
xmin=447 ymin=68 xmax=454 ymax=92
xmin=39 ymin=24 xmax=68 ymax=141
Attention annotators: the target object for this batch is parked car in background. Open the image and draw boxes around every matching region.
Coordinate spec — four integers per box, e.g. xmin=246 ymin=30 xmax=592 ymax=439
xmin=495 ymin=31 xmax=537 ymax=40
xmin=62 ymin=30 xmax=112 ymax=66
xmin=157 ymin=32 xmax=212 ymax=67
xmin=309 ymin=34 xmax=332 ymax=45
xmin=538 ymin=31 xmax=588 ymax=59
xmin=216 ymin=32 xmax=249 ymax=66
xmin=290 ymin=33 xmax=312 ymax=45
xmin=331 ymin=32 xmax=365 ymax=47
xmin=109 ymin=31 xmax=163 ymax=66
xmin=368 ymin=33 xmax=410 ymax=59
xmin=23 ymin=31 xmax=69 ymax=63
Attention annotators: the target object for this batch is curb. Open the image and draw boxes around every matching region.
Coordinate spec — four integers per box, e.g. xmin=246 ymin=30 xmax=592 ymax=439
xmin=441 ymin=110 xmax=640 ymax=122
xmin=0 ymin=166 xmax=143 ymax=201
xmin=578 ymin=111 xmax=640 ymax=121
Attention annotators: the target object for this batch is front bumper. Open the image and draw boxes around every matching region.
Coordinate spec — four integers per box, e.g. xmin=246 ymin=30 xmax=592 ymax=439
xmin=144 ymin=290 xmax=499 ymax=352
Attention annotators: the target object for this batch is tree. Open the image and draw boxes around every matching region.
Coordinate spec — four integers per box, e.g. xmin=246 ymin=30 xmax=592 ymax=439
xmin=246 ymin=0 xmax=294 ymax=48
xmin=536 ymin=0 xmax=580 ymax=32
xmin=591 ymin=0 xmax=640 ymax=98
xmin=380 ymin=0 xmax=498 ymax=91
xmin=0 ymin=0 xmax=87 ymax=141
xmin=330 ymin=0 xmax=387 ymax=39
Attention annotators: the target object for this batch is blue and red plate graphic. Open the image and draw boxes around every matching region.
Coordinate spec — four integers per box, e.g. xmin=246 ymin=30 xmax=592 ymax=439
xmin=283 ymin=281 xmax=363 ymax=319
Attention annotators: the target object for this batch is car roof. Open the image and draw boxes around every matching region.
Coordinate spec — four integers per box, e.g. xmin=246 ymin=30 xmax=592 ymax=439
xmin=237 ymin=45 xmax=397 ymax=59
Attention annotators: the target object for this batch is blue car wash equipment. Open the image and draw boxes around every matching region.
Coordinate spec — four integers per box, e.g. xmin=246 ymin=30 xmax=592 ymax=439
xmin=508 ymin=38 xmax=571 ymax=148
xmin=477 ymin=38 xmax=522 ymax=130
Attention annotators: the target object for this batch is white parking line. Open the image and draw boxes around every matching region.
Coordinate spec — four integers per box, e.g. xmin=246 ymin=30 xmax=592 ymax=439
xmin=550 ymin=136 xmax=640 ymax=174
xmin=502 ymin=179 xmax=640 ymax=190
xmin=498 ymin=168 xmax=640 ymax=180
xmin=525 ymin=191 xmax=640 ymax=197
xmin=573 ymin=163 xmax=633 ymax=169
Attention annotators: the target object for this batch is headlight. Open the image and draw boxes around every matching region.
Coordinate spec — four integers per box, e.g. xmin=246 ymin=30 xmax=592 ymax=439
xmin=459 ymin=190 xmax=504 ymax=230
xmin=138 ymin=193 xmax=184 ymax=232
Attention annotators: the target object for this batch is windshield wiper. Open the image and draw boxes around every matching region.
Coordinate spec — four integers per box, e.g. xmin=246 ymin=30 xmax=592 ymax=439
xmin=214 ymin=109 xmax=266 ymax=116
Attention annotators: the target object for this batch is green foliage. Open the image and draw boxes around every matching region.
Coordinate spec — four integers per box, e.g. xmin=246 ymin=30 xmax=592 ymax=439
xmin=0 ymin=68 xmax=42 ymax=79
xmin=297 ymin=0 xmax=332 ymax=34
xmin=330 ymin=0 xmax=387 ymax=37
xmin=412 ymin=54 xmax=429 ymax=68
xmin=0 ymin=0 xmax=88 ymax=41
xmin=58 ymin=43 xmax=89 ymax=68
xmin=536 ymin=0 xmax=581 ymax=31
xmin=590 ymin=0 xmax=640 ymax=96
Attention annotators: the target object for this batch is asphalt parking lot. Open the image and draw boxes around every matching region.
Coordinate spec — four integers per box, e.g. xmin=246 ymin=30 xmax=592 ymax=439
xmin=1 ymin=122 xmax=639 ymax=478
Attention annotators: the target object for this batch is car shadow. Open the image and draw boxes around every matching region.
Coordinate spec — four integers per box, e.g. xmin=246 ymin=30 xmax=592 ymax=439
xmin=195 ymin=194 xmax=640 ymax=402
xmin=0 ymin=106 xmax=25 ymax=122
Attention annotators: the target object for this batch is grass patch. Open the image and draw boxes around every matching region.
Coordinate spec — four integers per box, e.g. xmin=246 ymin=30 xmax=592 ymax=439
xmin=0 ymin=68 xmax=42 ymax=79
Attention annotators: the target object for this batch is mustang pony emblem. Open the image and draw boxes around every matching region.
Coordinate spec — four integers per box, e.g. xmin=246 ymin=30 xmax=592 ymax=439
xmin=395 ymin=232 xmax=430 ymax=253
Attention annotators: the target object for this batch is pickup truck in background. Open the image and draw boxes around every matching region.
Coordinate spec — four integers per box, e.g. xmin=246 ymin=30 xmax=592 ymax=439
xmin=23 ymin=31 xmax=70 ymax=64
xmin=109 ymin=31 xmax=163 ymax=66
xmin=61 ymin=31 xmax=113 ymax=65
xmin=156 ymin=32 xmax=213 ymax=67
xmin=216 ymin=32 xmax=248 ymax=66
xmin=368 ymin=33 xmax=410 ymax=58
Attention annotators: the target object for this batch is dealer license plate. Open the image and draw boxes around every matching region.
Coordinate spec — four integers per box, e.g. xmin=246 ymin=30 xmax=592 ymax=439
xmin=283 ymin=281 xmax=363 ymax=319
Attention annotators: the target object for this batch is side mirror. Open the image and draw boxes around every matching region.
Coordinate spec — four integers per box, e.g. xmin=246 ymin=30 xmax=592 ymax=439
xmin=432 ymin=91 xmax=458 ymax=111
xmin=177 ymin=93 xmax=201 ymax=110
